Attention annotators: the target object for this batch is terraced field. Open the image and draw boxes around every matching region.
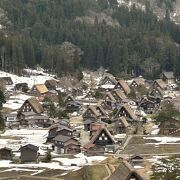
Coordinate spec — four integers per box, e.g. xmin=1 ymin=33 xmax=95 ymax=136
xmin=120 ymin=135 xmax=180 ymax=155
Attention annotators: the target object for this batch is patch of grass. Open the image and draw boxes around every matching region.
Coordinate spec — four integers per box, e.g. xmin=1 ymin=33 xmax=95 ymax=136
xmin=62 ymin=165 xmax=109 ymax=180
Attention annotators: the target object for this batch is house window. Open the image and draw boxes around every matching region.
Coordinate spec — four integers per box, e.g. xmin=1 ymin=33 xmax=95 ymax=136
xmin=104 ymin=137 xmax=108 ymax=140
xmin=99 ymin=137 xmax=102 ymax=140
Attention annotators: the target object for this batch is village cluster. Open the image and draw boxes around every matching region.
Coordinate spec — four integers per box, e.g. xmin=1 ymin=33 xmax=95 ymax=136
xmin=0 ymin=69 xmax=180 ymax=179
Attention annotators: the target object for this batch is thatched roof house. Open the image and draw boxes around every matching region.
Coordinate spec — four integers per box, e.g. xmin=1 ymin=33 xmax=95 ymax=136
xmin=109 ymin=160 xmax=146 ymax=180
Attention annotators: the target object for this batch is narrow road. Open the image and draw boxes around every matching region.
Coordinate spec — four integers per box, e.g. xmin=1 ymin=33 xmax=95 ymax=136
xmin=103 ymin=164 xmax=111 ymax=180
xmin=122 ymin=135 xmax=132 ymax=149
xmin=116 ymin=135 xmax=132 ymax=154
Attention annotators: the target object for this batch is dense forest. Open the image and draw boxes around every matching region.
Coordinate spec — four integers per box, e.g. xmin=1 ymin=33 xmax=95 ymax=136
xmin=0 ymin=0 xmax=179 ymax=79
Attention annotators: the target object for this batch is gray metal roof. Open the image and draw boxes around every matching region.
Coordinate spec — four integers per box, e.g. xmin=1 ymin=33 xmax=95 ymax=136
xmin=53 ymin=135 xmax=72 ymax=142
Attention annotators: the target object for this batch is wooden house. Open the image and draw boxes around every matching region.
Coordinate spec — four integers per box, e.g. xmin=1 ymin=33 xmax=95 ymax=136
xmin=109 ymin=160 xmax=145 ymax=180
xmin=46 ymin=124 xmax=60 ymax=142
xmin=72 ymin=87 xmax=83 ymax=96
xmin=148 ymin=86 xmax=164 ymax=99
xmin=90 ymin=122 xmax=106 ymax=136
xmin=111 ymin=89 xmax=127 ymax=103
xmin=161 ymin=71 xmax=175 ymax=85
xmin=84 ymin=119 xmax=94 ymax=131
xmin=114 ymin=116 xmax=130 ymax=134
xmin=31 ymin=84 xmax=49 ymax=97
xmin=130 ymin=78 xmax=145 ymax=88
xmin=129 ymin=154 xmax=144 ymax=167
xmin=20 ymin=144 xmax=39 ymax=163
xmin=45 ymin=79 xmax=57 ymax=90
xmin=44 ymin=91 xmax=59 ymax=102
xmin=138 ymin=97 xmax=156 ymax=114
xmin=0 ymin=77 xmax=13 ymax=85
xmin=46 ymin=124 xmax=72 ymax=142
xmin=56 ymin=126 xmax=73 ymax=137
xmin=19 ymin=97 xmax=44 ymax=114
xmin=14 ymin=83 xmax=29 ymax=92
xmin=114 ymin=80 xmax=131 ymax=95
xmin=5 ymin=112 xmax=19 ymax=128
xmin=19 ymin=112 xmax=51 ymax=128
xmin=53 ymin=135 xmax=80 ymax=154
xmin=83 ymin=105 xmax=109 ymax=124
xmin=115 ymin=104 xmax=137 ymax=121
xmin=104 ymin=92 xmax=116 ymax=109
xmin=96 ymin=105 xmax=108 ymax=121
xmin=152 ymin=79 xmax=166 ymax=90
xmin=101 ymin=75 xmax=117 ymax=86
xmin=65 ymin=101 xmax=81 ymax=112
xmin=64 ymin=95 xmax=75 ymax=105
xmin=83 ymin=106 xmax=99 ymax=121
xmin=0 ymin=147 xmax=13 ymax=160
xmin=97 ymin=100 xmax=110 ymax=110
xmin=100 ymin=75 xmax=117 ymax=90
xmin=84 ymin=90 xmax=95 ymax=100
xmin=83 ymin=127 xmax=116 ymax=155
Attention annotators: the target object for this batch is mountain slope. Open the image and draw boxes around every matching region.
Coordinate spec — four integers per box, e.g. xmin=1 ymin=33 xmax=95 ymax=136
xmin=117 ymin=0 xmax=180 ymax=24
xmin=0 ymin=0 xmax=179 ymax=79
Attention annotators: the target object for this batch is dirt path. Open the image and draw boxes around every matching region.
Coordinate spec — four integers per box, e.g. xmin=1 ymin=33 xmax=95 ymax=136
xmin=122 ymin=135 xmax=132 ymax=149
xmin=80 ymin=130 xmax=90 ymax=146
xmin=103 ymin=164 xmax=111 ymax=180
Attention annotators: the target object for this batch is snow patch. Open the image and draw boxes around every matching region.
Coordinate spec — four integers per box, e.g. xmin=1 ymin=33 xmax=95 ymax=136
xmin=144 ymin=136 xmax=180 ymax=144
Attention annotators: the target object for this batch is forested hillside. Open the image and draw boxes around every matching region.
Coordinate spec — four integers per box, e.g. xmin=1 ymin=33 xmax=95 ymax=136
xmin=0 ymin=0 xmax=180 ymax=79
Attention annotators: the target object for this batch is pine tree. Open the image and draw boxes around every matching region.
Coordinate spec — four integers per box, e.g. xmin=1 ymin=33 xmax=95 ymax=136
xmin=0 ymin=90 xmax=5 ymax=109
xmin=44 ymin=151 xmax=52 ymax=163
xmin=0 ymin=113 xmax=5 ymax=131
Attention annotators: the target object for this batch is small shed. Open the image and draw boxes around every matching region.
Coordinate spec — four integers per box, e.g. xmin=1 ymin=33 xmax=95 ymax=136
xmin=20 ymin=144 xmax=39 ymax=163
xmin=0 ymin=147 xmax=13 ymax=160
xmin=0 ymin=77 xmax=13 ymax=85
xmin=129 ymin=154 xmax=144 ymax=167
xmin=109 ymin=160 xmax=145 ymax=180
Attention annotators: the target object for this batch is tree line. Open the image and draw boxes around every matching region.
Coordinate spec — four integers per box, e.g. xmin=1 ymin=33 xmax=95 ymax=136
xmin=0 ymin=0 xmax=179 ymax=79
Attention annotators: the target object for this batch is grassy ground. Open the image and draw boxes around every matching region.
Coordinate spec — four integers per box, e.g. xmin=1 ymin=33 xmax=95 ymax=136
xmin=61 ymin=165 xmax=109 ymax=180
xmin=121 ymin=136 xmax=180 ymax=155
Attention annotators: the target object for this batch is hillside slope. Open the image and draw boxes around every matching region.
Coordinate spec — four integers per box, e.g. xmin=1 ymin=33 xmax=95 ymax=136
xmin=117 ymin=0 xmax=180 ymax=24
xmin=0 ymin=0 xmax=179 ymax=79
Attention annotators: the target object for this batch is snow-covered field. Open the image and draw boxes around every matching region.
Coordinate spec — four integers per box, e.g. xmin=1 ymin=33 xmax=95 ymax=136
xmin=144 ymin=136 xmax=180 ymax=144
xmin=0 ymin=129 xmax=49 ymax=154
xmin=0 ymin=160 xmax=80 ymax=171
xmin=0 ymin=70 xmax=56 ymax=89
xmin=3 ymin=93 xmax=33 ymax=110
xmin=0 ymin=129 xmax=107 ymax=172
xmin=0 ymin=153 xmax=107 ymax=171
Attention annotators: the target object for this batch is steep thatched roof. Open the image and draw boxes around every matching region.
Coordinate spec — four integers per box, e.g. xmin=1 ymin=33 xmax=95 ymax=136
xmin=115 ymin=104 xmax=137 ymax=120
xmin=101 ymin=75 xmax=117 ymax=85
xmin=45 ymin=79 xmax=57 ymax=87
xmin=115 ymin=80 xmax=131 ymax=94
xmin=33 ymin=84 xmax=49 ymax=94
xmin=104 ymin=92 xmax=116 ymax=102
xmin=162 ymin=71 xmax=174 ymax=79
xmin=109 ymin=160 xmax=146 ymax=180
xmin=26 ymin=97 xmax=44 ymax=113
xmin=119 ymin=116 xmax=130 ymax=128
xmin=153 ymin=79 xmax=166 ymax=89
xmin=113 ymin=89 xmax=127 ymax=100
xmin=83 ymin=106 xmax=100 ymax=118
xmin=131 ymin=78 xmax=145 ymax=86
xmin=84 ymin=127 xmax=115 ymax=149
